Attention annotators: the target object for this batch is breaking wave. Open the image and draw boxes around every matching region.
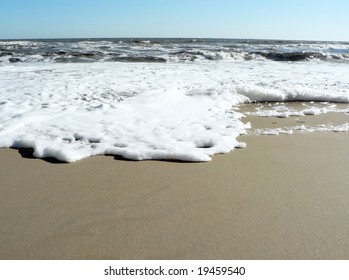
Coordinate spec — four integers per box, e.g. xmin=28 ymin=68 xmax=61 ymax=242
xmin=1 ymin=38 xmax=349 ymax=64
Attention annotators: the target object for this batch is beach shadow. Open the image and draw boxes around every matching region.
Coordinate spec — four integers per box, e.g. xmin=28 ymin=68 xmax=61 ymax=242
xmin=112 ymin=154 xmax=204 ymax=164
xmin=11 ymin=148 xmax=203 ymax=164
xmin=14 ymin=148 xmax=66 ymax=164
xmin=113 ymin=155 xmax=135 ymax=162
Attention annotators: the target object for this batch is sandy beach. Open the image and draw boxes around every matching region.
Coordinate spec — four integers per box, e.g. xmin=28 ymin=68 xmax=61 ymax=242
xmin=1 ymin=110 xmax=349 ymax=260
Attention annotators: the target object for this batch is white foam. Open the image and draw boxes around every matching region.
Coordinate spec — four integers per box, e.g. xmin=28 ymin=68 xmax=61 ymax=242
xmin=0 ymin=63 xmax=249 ymax=162
xmin=255 ymin=123 xmax=349 ymax=135
xmin=303 ymin=107 xmax=328 ymax=115
xmin=255 ymin=128 xmax=294 ymax=135
xmin=1 ymin=58 xmax=349 ymax=162
xmin=248 ymin=103 xmax=349 ymax=119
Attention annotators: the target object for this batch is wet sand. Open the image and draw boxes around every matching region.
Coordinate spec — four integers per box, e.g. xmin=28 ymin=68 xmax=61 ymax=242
xmin=1 ymin=111 xmax=349 ymax=259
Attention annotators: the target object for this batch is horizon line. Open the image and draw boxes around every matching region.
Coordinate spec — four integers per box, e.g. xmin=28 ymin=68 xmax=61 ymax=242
xmin=0 ymin=36 xmax=348 ymax=43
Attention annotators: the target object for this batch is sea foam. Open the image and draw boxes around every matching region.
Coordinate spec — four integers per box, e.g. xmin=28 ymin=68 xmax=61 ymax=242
xmin=1 ymin=52 xmax=349 ymax=162
xmin=0 ymin=62 xmax=248 ymax=162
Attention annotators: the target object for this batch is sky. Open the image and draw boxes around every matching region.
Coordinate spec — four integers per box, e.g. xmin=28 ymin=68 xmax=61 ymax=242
xmin=0 ymin=0 xmax=348 ymax=41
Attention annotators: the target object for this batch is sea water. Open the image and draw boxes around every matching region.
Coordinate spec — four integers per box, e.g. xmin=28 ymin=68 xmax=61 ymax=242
xmin=0 ymin=38 xmax=348 ymax=162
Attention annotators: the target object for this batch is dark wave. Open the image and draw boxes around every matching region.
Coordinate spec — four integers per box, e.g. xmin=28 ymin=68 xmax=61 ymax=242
xmin=169 ymin=50 xmax=207 ymax=61
xmin=106 ymin=56 xmax=166 ymax=63
xmin=252 ymin=51 xmax=326 ymax=61
xmin=43 ymin=51 xmax=103 ymax=57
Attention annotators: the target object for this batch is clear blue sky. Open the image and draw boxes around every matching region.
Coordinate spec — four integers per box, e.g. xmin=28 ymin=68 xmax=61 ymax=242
xmin=0 ymin=0 xmax=348 ymax=41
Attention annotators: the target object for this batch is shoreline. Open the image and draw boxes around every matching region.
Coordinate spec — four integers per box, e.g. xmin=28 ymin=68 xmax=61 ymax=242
xmin=1 ymin=118 xmax=349 ymax=259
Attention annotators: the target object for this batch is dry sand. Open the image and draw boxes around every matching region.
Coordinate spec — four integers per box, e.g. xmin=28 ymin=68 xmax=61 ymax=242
xmin=1 ymin=109 xmax=349 ymax=259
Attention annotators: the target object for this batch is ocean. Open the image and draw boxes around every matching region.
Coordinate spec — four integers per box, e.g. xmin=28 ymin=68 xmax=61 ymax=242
xmin=1 ymin=38 xmax=348 ymax=162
